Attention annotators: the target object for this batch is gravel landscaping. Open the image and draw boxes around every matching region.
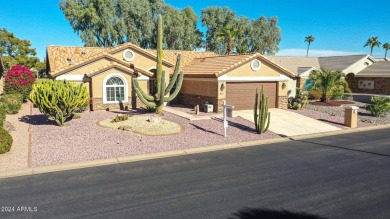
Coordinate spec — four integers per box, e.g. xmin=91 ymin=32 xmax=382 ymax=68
xmin=290 ymin=101 xmax=390 ymax=128
xmin=26 ymin=107 xmax=279 ymax=167
xmin=168 ymin=104 xmax=221 ymax=117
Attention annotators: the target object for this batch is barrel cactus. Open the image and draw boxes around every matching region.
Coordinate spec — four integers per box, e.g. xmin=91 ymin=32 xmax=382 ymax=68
xmin=132 ymin=14 xmax=183 ymax=115
xmin=254 ymin=86 xmax=271 ymax=134
xmin=29 ymin=80 xmax=89 ymax=126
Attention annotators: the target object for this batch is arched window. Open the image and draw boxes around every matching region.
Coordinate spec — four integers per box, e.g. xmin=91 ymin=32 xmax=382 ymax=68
xmin=103 ymin=74 xmax=128 ymax=103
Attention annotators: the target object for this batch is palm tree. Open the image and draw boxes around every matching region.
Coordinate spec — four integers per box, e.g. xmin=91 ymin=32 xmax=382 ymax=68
xmin=383 ymin=43 xmax=390 ymax=58
xmin=364 ymin=36 xmax=381 ymax=56
xmin=216 ymin=26 xmax=239 ymax=55
xmin=308 ymin=69 xmax=351 ymax=102
xmin=304 ymin=35 xmax=315 ymax=57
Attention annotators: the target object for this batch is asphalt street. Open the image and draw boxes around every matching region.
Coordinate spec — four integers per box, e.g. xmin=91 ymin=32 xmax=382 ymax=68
xmin=0 ymin=128 xmax=389 ymax=219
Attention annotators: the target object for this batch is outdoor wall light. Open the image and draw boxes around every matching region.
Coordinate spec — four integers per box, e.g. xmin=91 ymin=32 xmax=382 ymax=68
xmin=282 ymin=82 xmax=286 ymax=89
xmin=220 ymin=82 xmax=225 ymax=91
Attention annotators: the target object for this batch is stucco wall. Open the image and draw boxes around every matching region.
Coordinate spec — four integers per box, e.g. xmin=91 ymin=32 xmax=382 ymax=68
xmin=344 ymin=58 xmax=375 ymax=74
xmin=0 ymin=77 xmax=4 ymax=95
xmin=66 ymin=59 xmax=112 ymax=76
xmin=112 ymin=49 xmax=171 ymax=74
xmin=226 ymin=59 xmax=280 ymax=77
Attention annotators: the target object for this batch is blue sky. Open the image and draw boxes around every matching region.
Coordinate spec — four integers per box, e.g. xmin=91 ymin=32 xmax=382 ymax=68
xmin=1 ymin=0 xmax=389 ymax=60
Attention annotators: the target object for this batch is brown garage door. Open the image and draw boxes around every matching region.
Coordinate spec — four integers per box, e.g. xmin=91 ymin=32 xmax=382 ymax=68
xmin=226 ymin=82 xmax=277 ymax=109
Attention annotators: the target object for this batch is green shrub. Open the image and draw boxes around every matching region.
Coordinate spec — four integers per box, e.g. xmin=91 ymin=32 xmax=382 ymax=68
xmin=308 ymin=90 xmax=322 ymax=100
xmin=111 ymin=114 xmax=129 ymax=123
xmin=365 ymin=97 xmax=390 ymax=117
xmin=0 ymin=102 xmax=7 ymax=127
xmin=0 ymin=93 xmax=23 ymax=114
xmin=0 ymin=127 xmax=13 ymax=154
xmin=29 ymin=80 xmax=89 ymax=126
xmin=288 ymin=88 xmax=309 ymax=110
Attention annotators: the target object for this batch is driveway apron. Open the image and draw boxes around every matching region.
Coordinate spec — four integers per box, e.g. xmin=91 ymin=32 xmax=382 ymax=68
xmin=236 ymin=109 xmax=342 ymax=137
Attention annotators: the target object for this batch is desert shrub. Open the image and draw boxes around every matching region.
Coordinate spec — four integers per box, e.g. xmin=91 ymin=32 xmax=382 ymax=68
xmin=76 ymin=98 xmax=90 ymax=113
xmin=308 ymin=90 xmax=322 ymax=100
xmin=0 ymin=93 xmax=23 ymax=114
xmin=0 ymin=127 xmax=13 ymax=154
xmin=365 ymin=97 xmax=390 ymax=117
xmin=288 ymin=88 xmax=309 ymax=110
xmin=4 ymin=65 xmax=35 ymax=100
xmin=72 ymin=113 xmax=81 ymax=119
xmin=29 ymin=80 xmax=89 ymax=126
xmin=0 ymin=102 xmax=7 ymax=127
xmin=111 ymin=114 xmax=129 ymax=123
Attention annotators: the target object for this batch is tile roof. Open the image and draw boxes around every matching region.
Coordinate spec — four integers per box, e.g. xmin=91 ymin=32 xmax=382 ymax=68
xmin=356 ymin=61 xmax=390 ymax=76
xmin=47 ymin=43 xmax=174 ymax=75
xmin=318 ymin=55 xmax=368 ymax=71
xmin=147 ymin=50 xmax=219 ymax=68
xmin=265 ymin=56 xmax=321 ymax=76
xmin=182 ymin=53 xmax=294 ymax=78
xmin=47 ymin=46 xmax=106 ymax=73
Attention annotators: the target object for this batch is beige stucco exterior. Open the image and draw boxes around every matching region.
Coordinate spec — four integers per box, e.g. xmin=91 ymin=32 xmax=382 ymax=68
xmin=0 ymin=77 xmax=4 ymax=95
xmin=225 ymin=59 xmax=280 ymax=77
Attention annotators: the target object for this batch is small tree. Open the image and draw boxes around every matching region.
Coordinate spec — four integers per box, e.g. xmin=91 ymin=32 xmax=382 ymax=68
xmin=364 ymin=36 xmax=381 ymax=56
xmin=4 ymin=65 xmax=35 ymax=100
xmin=29 ymin=80 xmax=89 ymax=126
xmin=216 ymin=25 xmax=239 ymax=55
xmin=304 ymin=35 xmax=315 ymax=57
xmin=383 ymin=43 xmax=390 ymax=58
xmin=308 ymin=69 xmax=351 ymax=102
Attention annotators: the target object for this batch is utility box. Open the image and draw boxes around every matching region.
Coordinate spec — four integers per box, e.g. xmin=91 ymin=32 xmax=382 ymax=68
xmin=204 ymin=104 xmax=214 ymax=113
xmin=226 ymin=107 xmax=234 ymax=118
xmin=344 ymin=106 xmax=359 ymax=128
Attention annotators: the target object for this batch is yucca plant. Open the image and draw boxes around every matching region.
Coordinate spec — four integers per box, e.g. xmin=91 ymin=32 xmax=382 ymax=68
xmin=365 ymin=96 xmax=390 ymax=117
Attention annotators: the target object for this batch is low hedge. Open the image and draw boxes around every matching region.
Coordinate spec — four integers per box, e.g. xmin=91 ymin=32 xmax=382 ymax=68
xmin=0 ymin=127 xmax=13 ymax=154
xmin=0 ymin=93 xmax=23 ymax=114
xmin=0 ymin=102 xmax=7 ymax=127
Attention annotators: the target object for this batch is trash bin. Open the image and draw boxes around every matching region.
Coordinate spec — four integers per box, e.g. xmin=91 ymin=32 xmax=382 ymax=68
xmin=204 ymin=104 xmax=214 ymax=113
xmin=344 ymin=106 xmax=359 ymax=128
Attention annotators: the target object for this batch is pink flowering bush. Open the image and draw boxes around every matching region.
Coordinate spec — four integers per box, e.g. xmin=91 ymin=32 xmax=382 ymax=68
xmin=4 ymin=65 xmax=35 ymax=100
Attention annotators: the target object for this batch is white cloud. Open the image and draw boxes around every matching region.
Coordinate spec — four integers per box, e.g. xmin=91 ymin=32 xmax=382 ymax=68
xmin=276 ymin=48 xmax=366 ymax=57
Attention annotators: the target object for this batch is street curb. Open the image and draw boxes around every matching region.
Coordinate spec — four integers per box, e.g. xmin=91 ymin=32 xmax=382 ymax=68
xmin=1 ymin=124 xmax=389 ymax=179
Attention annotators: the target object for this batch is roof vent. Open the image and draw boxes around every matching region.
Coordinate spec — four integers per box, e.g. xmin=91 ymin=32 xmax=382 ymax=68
xmin=81 ymin=51 xmax=86 ymax=55
xmin=123 ymin=49 xmax=135 ymax=62
xmin=67 ymin=58 xmax=73 ymax=65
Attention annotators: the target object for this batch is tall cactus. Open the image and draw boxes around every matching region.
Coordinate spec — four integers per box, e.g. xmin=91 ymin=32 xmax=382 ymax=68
xmin=254 ymin=86 xmax=271 ymax=134
xmin=29 ymin=80 xmax=89 ymax=126
xmin=132 ymin=14 xmax=184 ymax=115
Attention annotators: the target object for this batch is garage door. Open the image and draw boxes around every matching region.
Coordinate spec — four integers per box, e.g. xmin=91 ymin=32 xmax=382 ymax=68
xmin=226 ymin=82 xmax=277 ymax=109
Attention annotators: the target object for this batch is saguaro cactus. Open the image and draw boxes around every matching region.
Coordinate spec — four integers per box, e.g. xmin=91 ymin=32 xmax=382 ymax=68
xmin=132 ymin=14 xmax=184 ymax=115
xmin=254 ymin=86 xmax=271 ymax=134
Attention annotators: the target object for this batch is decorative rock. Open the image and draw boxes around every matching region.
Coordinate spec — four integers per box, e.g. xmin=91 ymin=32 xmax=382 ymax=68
xmin=118 ymin=125 xmax=132 ymax=131
xmin=148 ymin=115 xmax=162 ymax=123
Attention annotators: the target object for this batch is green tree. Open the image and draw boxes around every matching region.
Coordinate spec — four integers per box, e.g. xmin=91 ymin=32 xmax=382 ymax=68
xmin=0 ymin=28 xmax=44 ymax=73
xmin=304 ymin=35 xmax=315 ymax=57
xmin=382 ymin=43 xmax=390 ymax=58
xmin=249 ymin=16 xmax=281 ymax=55
xmin=201 ymin=7 xmax=236 ymax=54
xmin=155 ymin=5 xmax=202 ymax=50
xmin=364 ymin=36 xmax=381 ymax=56
xmin=60 ymin=0 xmax=124 ymax=47
xmin=216 ymin=26 xmax=239 ymax=54
xmin=201 ymin=7 xmax=281 ymax=55
xmin=308 ymin=69 xmax=351 ymax=102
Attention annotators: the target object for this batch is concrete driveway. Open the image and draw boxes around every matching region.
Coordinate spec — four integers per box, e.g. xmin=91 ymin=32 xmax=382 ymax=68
xmin=236 ymin=109 xmax=341 ymax=137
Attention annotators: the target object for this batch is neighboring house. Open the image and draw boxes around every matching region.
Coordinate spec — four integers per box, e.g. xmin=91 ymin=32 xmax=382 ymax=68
xmin=46 ymin=43 xmax=295 ymax=112
xmin=266 ymin=54 xmax=389 ymax=96
xmin=346 ymin=59 xmax=390 ymax=95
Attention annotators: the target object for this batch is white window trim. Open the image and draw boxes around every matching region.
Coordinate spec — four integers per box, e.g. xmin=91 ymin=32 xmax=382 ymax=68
xmin=251 ymin=59 xmax=262 ymax=71
xmin=102 ymin=73 xmax=129 ymax=104
xmin=122 ymin=49 xmax=135 ymax=62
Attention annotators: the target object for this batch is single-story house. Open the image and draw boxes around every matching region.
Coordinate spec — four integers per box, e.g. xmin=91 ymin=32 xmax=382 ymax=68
xmin=46 ymin=43 xmax=295 ymax=112
xmin=266 ymin=54 xmax=390 ymax=96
